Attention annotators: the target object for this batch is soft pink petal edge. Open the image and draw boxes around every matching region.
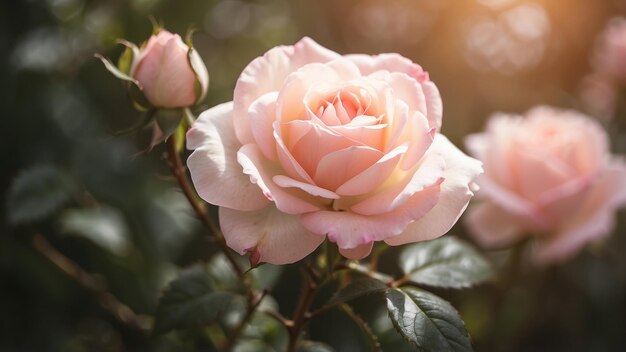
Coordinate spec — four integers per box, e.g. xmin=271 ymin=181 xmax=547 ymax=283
xmin=232 ymin=37 xmax=340 ymax=145
xmin=186 ymin=102 xmax=270 ymax=211
xmin=219 ymin=206 xmax=325 ymax=265
xmin=385 ymin=135 xmax=483 ymax=246
xmin=533 ymin=160 xmax=626 ymax=264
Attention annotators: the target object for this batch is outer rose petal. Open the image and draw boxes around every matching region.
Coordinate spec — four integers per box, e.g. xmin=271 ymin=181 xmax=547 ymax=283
xmin=301 ymin=182 xmax=442 ymax=249
xmin=533 ymin=161 xmax=626 ymax=264
xmin=187 ymin=102 xmax=270 ymax=211
xmin=339 ymin=242 xmax=374 ymax=260
xmin=476 ymin=175 xmax=549 ymax=230
xmin=233 ymin=37 xmax=340 ymax=144
xmin=219 ymin=206 xmax=324 ymax=265
xmin=385 ymin=135 xmax=483 ymax=246
xmin=464 ymin=202 xmax=524 ymax=249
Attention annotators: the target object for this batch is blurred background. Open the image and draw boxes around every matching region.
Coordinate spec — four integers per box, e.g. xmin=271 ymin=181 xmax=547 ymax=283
xmin=2 ymin=0 xmax=626 ymax=351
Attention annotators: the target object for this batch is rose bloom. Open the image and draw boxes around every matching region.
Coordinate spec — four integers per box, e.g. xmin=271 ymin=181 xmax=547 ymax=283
xmin=465 ymin=107 xmax=626 ymax=264
xmin=187 ymin=38 xmax=482 ymax=265
xmin=592 ymin=17 xmax=626 ymax=84
xmin=131 ymin=30 xmax=208 ymax=108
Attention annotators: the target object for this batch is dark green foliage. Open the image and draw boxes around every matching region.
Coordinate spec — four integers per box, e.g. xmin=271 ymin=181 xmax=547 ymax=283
xmin=399 ymin=237 xmax=494 ymax=289
xmin=386 ymin=287 xmax=472 ymax=352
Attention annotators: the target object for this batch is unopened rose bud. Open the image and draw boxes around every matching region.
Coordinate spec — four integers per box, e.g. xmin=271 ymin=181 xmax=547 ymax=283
xmin=97 ymin=27 xmax=209 ymax=111
xmin=131 ymin=30 xmax=208 ymax=108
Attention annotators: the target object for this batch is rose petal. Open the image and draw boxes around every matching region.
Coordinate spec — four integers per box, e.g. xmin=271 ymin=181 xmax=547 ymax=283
xmin=233 ymin=37 xmax=340 ymax=144
xmin=314 ymin=146 xmax=383 ymax=191
xmin=345 ymin=53 xmax=426 ymax=80
xmin=339 ymin=242 xmax=374 ymax=260
xmin=515 ymin=149 xmax=574 ymax=202
xmin=335 ymin=144 xmax=408 ymax=196
xmin=290 ymin=120 xmax=358 ymax=177
xmin=220 ymin=206 xmax=324 ymax=265
xmin=464 ymin=202 xmax=524 ymax=249
xmin=273 ymin=175 xmax=339 ymax=199
xmin=368 ymin=71 xmax=428 ymax=118
xmin=350 ymin=151 xmax=445 ymax=215
xmin=238 ymin=144 xmax=321 ymax=214
xmin=421 ymin=80 xmax=443 ymax=130
xmin=276 ymin=59 xmax=362 ymax=123
xmin=385 ymin=135 xmax=483 ymax=246
xmin=249 ymin=92 xmax=279 ymax=160
xmin=187 ymin=102 xmax=270 ymax=211
xmin=534 ymin=160 xmax=626 ymax=264
xmin=301 ymin=182 xmax=442 ymax=249
xmin=476 ymin=175 xmax=549 ymax=230
xmin=274 ymin=123 xmax=316 ymax=183
xmin=346 ymin=53 xmax=442 ymax=130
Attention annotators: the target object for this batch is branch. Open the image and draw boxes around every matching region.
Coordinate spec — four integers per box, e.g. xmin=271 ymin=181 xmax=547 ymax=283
xmin=32 ymin=233 xmax=150 ymax=332
xmin=286 ymin=265 xmax=320 ymax=352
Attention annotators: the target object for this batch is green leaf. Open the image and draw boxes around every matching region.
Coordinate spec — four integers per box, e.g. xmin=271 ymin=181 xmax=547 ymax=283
xmin=399 ymin=236 xmax=493 ymax=289
xmin=58 ymin=206 xmax=131 ymax=256
xmin=297 ymin=341 xmax=335 ymax=352
xmin=153 ymin=265 xmax=242 ymax=334
xmin=155 ymin=108 xmax=184 ymax=140
xmin=7 ymin=165 xmax=75 ymax=225
xmin=328 ymin=277 xmax=388 ymax=307
xmin=385 ymin=287 xmax=472 ymax=352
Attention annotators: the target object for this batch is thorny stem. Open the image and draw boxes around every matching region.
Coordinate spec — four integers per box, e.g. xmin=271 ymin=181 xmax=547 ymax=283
xmin=32 ymin=233 xmax=150 ymax=332
xmin=165 ymin=136 xmax=245 ymax=278
xmin=286 ymin=265 xmax=320 ymax=352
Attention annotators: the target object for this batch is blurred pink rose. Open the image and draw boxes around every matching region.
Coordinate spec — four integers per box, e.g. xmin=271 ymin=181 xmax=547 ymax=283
xmin=592 ymin=17 xmax=626 ymax=84
xmin=132 ymin=30 xmax=208 ymax=108
xmin=465 ymin=106 xmax=626 ymax=264
xmin=187 ymin=37 xmax=482 ymax=265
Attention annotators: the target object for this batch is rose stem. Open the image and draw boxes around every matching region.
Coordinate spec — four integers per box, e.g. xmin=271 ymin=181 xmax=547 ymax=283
xmin=286 ymin=264 xmax=320 ymax=352
xmin=165 ymin=135 xmax=245 ymax=278
xmin=32 ymin=233 xmax=150 ymax=332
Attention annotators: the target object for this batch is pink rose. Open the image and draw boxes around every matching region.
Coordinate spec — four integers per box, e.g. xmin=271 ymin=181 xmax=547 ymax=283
xmin=592 ymin=17 xmax=626 ymax=84
xmin=131 ymin=30 xmax=208 ymax=108
xmin=465 ymin=106 xmax=626 ymax=264
xmin=187 ymin=37 xmax=482 ymax=265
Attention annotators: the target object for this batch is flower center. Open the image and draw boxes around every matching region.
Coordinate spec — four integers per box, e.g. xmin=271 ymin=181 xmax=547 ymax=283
xmin=312 ymin=88 xmax=376 ymax=126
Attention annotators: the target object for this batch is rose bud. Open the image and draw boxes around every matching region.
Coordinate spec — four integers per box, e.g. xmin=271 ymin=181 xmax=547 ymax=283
xmin=130 ymin=30 xmax=208 ymax=108
xmin=465 ymin=106 xmax=626 ymax=264
xmin=97 ymin=26 xmax=209 ymax=143
xmin=186 ymin=37 xmax=482 ymax=266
